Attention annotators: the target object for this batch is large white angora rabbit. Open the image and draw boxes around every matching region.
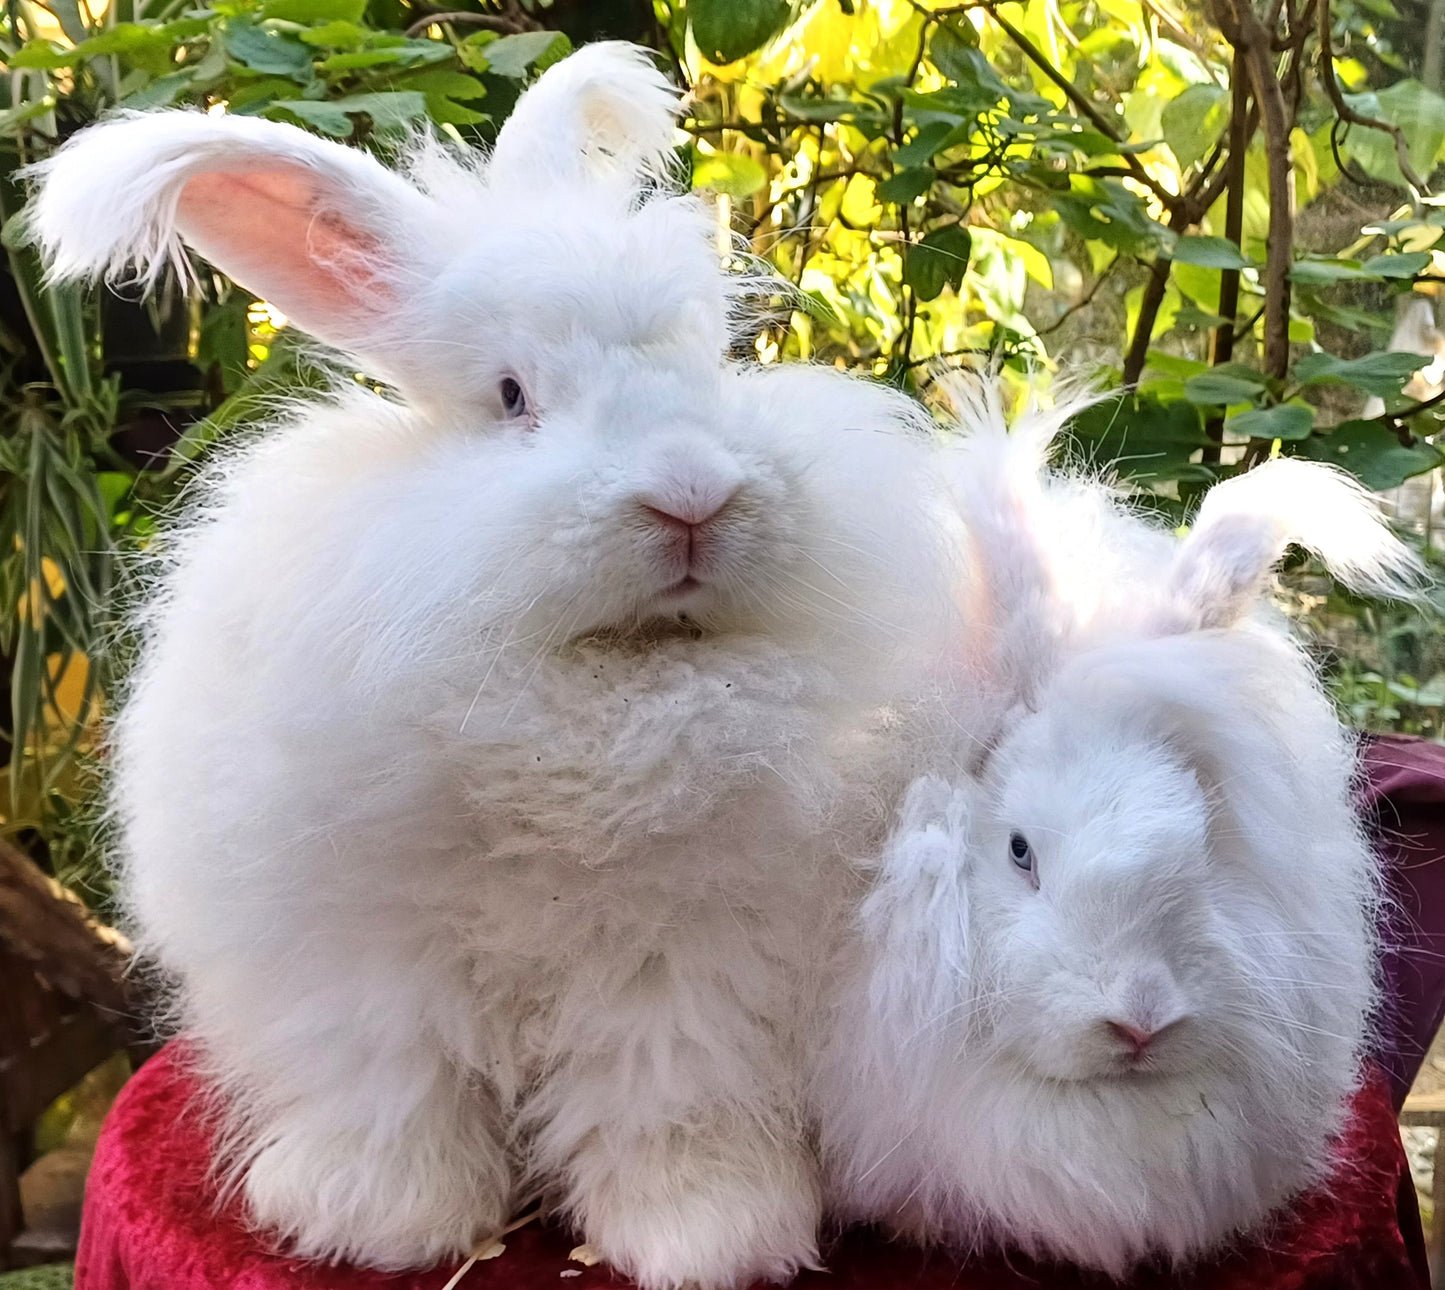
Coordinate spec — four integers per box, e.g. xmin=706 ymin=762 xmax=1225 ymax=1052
xmin=27 ymin=45 xmax=959 ymax=1288
xmin=813 ymin=382 xmax=1421 ymax=1277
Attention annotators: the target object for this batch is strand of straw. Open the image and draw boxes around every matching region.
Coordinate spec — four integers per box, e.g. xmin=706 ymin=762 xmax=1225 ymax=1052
xmin=440 ymin=1206 xmax=543 ymax=1290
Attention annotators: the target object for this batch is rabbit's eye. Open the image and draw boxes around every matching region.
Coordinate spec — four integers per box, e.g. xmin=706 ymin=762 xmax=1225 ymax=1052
xmin=1009 ymin=831 xmax=1034 ymax=872
xmin=500 ymin=376 xmax=528 ymax=419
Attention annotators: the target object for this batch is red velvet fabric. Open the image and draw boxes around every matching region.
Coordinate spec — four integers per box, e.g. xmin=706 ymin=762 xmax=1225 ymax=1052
xmin=77 ymin=1043 xmax=1424 ymax=1290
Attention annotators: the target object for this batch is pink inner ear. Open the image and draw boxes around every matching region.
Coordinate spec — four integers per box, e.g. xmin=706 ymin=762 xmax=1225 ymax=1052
xmin=176 ymin=168 xmax=393 ymax=339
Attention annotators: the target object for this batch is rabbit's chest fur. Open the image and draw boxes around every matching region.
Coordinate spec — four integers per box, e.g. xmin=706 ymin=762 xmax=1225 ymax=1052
xmin=441 ymin=633 xmax=842 ymax=853
xmin=414 ymin=632 xmax=872 ymax=1087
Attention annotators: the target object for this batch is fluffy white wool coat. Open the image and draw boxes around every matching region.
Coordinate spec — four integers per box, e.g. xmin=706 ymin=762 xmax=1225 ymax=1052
xmin=30 ymin=45 xmax=962 ymax=1288
xmin=813 ymin=383 xmax=1418 ymax=1276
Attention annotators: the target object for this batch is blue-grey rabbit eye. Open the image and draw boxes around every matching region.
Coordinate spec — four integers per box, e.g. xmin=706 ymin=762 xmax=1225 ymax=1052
xmin=500 ymin=376 xmax=527 ymax=418
xmin=1009 ymin=831 xmax=1033 ymax=871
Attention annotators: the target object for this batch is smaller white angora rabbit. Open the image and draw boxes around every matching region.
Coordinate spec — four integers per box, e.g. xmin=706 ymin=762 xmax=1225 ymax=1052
xmin=813 ymin=381 xmax=1421 ymax=1277
xmin=27 ymin=44 xmax=960 ymax=1289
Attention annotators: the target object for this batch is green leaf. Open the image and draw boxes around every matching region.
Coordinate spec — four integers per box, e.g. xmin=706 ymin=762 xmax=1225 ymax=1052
xmin=263 ymin=0 xmax=365 ymax=21
xmin=119 ymin=71 xmax=193 ymax=109
xmin=471 ymin=30 xmax=571 ymax=77
xmin=691 ymin=151 xmax=769 ymax=199
xmin=1171 ymin=302 xmax=1229 ymax=331
xmin=318 ymin=48 xmax=410 ymax=70
xmin=271 ymin=90 xmax=428 ymax=135
xmin=1294 ymin=350 xmax=1425 ymax=397
xmin=0 ymin=97 xmax=58 ymax=133
xmin=229 ymin=75 xmax=305 ymax=110
xmin=73 ymin=23 xmax=180 ymax=75
xmin=876 ymin=167 xmax=935 ymax=204
xmin=927 ymin=21 xmax=980 ymax=83
xmin=299 ymin=20 xmax=369 ymax=47
xmin=1359 ymin=251 xmax=1431 ymax=278
xmin=396 ymin=68 xmax=488 ymax=127
xmin=1170 ymin=235 xmax=1252 ymax=270
xmin=892 ymin=120 xmax=957 ymax=166
xmin=1053 ymin=176 xmax=1171 ymax=254
xmin=1290 ymin=257 xmax=1369 ymax=284
xmin=777 ymin=90 xmax=886 ymax=126
xmin=1224 ymin=403 xmax=1315 ymax=440
xmin=225 ymin=19 xmax=315 ymax=80
xmin=1183 ymin=367 xmax=1268 ymax=405
xmin=690 ymin=0 xmax=790 ymax=64
xmin=1386 ymin=675 xmax=1445 ymax=707
xmin=1297 ymin=418 xmax=1445 ymax=490
xmin=9 ymin=40 xmax=80 ymax=69
xmin=197 ymin=290 xmax=252 ymax=393
xmin=1143 ymin=350 xmax=1209 ymax=379
xmin=903 ymin=224 xmax=972 ymax=301
xmin=1160 ymin=82 xmax=1228 ymax=171
xmin=930 ymin=37 xmax=1010 ymax=104
xmin=1065 ymin=393 xmax=1213 ymax=484
xmin=396 ymin=68 xmax=486 ymax=99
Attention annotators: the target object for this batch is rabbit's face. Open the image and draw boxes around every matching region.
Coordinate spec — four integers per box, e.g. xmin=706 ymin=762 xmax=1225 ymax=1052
xmin=406 ymin=200 xmax=944 ymax=649
xmin=971 ymin=710 xmax=1244 ymax=1084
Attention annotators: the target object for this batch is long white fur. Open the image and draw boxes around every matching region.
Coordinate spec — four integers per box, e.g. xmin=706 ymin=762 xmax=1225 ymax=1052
xmin=29 ymin=46 xmax=964 ymax=1289
xmin=815 ymin=381 xmax=1416 ymax=1276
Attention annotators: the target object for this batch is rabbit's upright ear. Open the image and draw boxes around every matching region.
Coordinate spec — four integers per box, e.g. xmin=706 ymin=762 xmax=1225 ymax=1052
xmin=941 ymin=377 xmax=1076 ymax=714
xmin=1163 ymin=458 xmax=1423 ymax=632
xmin=25 ymin=111 xmax=433 ymax=358
xmin=486 ymin=42 xmax=681 ymax=194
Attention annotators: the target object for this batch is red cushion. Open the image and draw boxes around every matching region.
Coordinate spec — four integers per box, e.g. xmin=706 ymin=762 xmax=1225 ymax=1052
xmin=77 ymin=1042 xmax=1425 ymax=1290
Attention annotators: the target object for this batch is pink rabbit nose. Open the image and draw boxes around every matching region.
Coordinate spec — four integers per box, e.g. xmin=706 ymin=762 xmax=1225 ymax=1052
xmin=1105 ymin=1020 xmax=1157 ymax=1056
xmin=647 ymin=496 xmax=722 ymax=528
xmin=641 ymin=494 xmax=734 ymax=532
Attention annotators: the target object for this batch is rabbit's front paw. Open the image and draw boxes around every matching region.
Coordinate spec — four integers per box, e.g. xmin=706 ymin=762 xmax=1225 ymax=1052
xmin=573 ymin=1131 xmax=821 ymax=1290
xmin=242 ymin=1123 xmax=510 ymax=1271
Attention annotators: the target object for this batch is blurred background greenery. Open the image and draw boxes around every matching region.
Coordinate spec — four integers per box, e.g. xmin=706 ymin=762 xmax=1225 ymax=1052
xmin=2 ymin=0 xmax=1444 ymax=901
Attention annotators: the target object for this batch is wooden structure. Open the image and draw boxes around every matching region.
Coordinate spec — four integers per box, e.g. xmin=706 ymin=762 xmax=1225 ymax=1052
xmin=0 ymin=840 xmax=137 ymax=1269
xmin=1401 ymin=1091 xmax=1445 ymax=1289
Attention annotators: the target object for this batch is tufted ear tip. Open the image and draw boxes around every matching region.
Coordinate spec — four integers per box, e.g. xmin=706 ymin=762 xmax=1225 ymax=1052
xmin=1163 ymin=458 xmax=1426 ymax=633
xmin=486 ymin=41 xmax=682 ymax=194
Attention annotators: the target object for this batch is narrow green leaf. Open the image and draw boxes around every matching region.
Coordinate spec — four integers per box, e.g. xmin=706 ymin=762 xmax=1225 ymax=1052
xmin=271 ymin=90 xmax=428 ymax=136
xmin=1224 ymin=403 xmax=1315 ymax=440
xmin=1183 ymin=368 xmax=1268 ymax=405
xmin=1294 ymin=350 xmax=1424 ymax=397
xmin=1170 ymin=235 xmax=1253 ymax=270
xmin=262 ymin=0 xmax=365 ymax=22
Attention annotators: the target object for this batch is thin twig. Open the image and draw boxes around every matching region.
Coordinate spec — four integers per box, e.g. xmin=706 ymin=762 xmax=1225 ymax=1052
xmin=1318 ymin=0 xmax=1432 ymax=198
xmin=1035 ymin=256 xmax=1120 ymax=337
xmin=1207 ymin=51 xmax=1250 ymax=461
xmin=403 ymin=9 xmax=537 ymax=38
xmin=1224 ymin=0 xmax=1294 ymax=381
xmin=1385 ymin=385 xmax=1445 ymax=430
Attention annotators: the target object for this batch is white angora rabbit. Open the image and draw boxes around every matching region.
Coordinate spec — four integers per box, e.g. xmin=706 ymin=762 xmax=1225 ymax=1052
xmin=813 ymin=382 xmax=1421 ymax=1277
xmin=28 ymin=45 xmax=959 ymax=1288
